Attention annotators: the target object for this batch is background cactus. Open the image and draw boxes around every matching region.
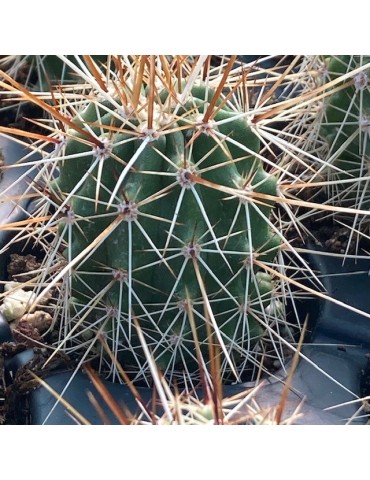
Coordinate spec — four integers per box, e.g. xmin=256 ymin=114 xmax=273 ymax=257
xmin=319 ymin=56 xmax=370 ymax=186
xmin=316 ymin=56 xmax=370 ymax=253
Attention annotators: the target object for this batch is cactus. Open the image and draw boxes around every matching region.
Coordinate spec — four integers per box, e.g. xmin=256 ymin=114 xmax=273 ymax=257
xmin=34 ymin=57 xmax=284 ymax=385
xmin=319 ymin=56 xmax=370 ymax=208
xmin=314 ymin=56 xmax=370 ymax=254
xmin=3 ymin=55 xmax=328 ymax=388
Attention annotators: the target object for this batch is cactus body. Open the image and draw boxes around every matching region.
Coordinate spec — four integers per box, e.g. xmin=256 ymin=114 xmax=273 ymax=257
xmin=51 ymin=77 xmax=281 ymax=384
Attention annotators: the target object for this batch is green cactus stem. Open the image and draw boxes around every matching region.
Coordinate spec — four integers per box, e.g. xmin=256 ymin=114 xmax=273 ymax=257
xmin=50 ymin=74 xmax=282 ymax=385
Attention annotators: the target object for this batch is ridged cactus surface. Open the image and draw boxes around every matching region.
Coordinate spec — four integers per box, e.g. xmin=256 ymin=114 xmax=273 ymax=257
xmin=50 ymin=74 xmax=281 ymax=384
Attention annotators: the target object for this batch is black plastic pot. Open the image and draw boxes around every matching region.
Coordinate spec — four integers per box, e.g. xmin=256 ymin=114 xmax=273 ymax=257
xmin=250 ymin=250 xmax=370 ymax=424
xmin=1 ymin=135 xmax=370 ymax=425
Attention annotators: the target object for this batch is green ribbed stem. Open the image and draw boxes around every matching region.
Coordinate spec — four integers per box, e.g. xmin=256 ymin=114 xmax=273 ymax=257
xmin=53 ymin=82 xmax=281 ymax=383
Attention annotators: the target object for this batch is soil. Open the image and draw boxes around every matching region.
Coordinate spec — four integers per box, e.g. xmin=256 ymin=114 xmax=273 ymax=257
xmin=280 ymin=182 xmax=370 ymax=256
xmin=7 ymin=253 xmax=42 ymax=283
xmin=289 ymin=218 xmax=370 ymax=255
xmin=2 ymin=252 xmax=55 ymax=347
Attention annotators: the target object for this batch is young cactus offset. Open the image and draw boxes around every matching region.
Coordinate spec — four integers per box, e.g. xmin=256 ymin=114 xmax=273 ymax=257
xmin=41 ymin=57 xmax=284 ymax=385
